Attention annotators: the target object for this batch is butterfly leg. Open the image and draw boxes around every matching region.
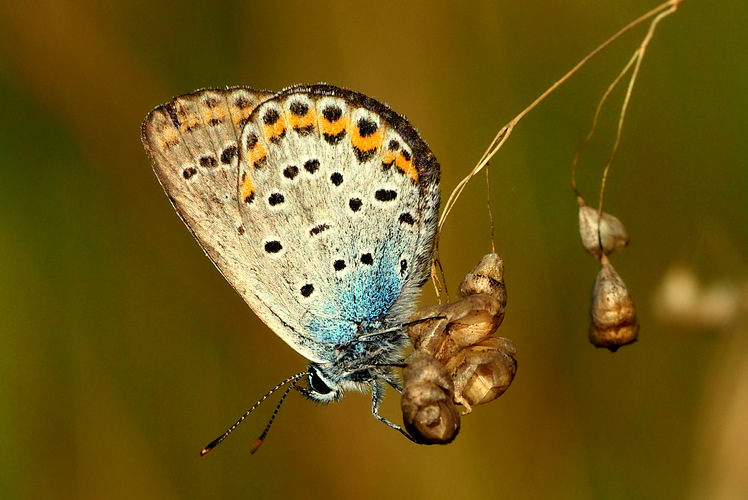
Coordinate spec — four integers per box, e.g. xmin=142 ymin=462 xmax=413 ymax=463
xmin=382 ymin=371 xmax=403 ymax=393
xmin=371 ymin=380 xmax=416 ymax=442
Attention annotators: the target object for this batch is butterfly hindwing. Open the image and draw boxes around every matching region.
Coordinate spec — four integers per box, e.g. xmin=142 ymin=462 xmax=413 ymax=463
xmin=236 ymin=84 xmax=440 ymax=362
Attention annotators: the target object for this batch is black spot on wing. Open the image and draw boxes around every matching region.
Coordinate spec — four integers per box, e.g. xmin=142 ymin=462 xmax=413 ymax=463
xmin=375 ymin=189 xmax=397 ymax=202
xmin=310 ymin=223 xmax=330 ymax=236
xmin=323 ymin=130 xmax=346 ymax=145
xmin=284 ymin=165 xmax=299 ymax=179
xmin=304 ymin=159 xmax=320 ymax=174
xmin=183 ymin=167 xmax=197 ymax=179
xmin=263 ymin=108 xmax=280 ymax=125
xmin=399 ymin=213 xmax=414 ymax=225
xmin=322 ymin=105 xmax=342 ymax=122
xmin=268 ymin=193 xmax=284 ymax=206
xmin=199 ymin=155 xmax=217 ymax=168
xmin=265 ymin=240 xmax=282 ymax=253
xmin=220 ymin=145 xmax=237 ymax=164
xmin=357 ymin=117 xmax=378 ymax=137
xmin=290 ymin=101 xmax=309 ymax=115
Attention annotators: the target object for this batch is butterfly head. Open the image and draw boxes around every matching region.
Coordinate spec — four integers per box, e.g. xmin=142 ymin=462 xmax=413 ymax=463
xmin=302 ymin=364 xmax=345 ymax=403
xmin=301 ymin=326 xmax=408 ymax=403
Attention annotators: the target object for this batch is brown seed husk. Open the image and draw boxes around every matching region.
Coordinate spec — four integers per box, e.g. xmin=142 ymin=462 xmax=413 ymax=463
xmin=408 ymin=303 xmax=452 ymax=355
xmin=457 ymin=253 xmax=507 ymax=307
xmin=409 ymin=295 xmax=504 ymax=362
xmin=590 ymin=256 xmax=639 ymax=351
xmin=578 ymin=197 xmax=630 ymax=259
xmin=401 ymin=351 xmax=460 ymax=444
xmin=446 ymin=337 xmax=517 ymax=412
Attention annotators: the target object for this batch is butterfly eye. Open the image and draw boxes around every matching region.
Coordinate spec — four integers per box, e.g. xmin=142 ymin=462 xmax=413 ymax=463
xmin=309 ymin=371 xmax=332 ymax=395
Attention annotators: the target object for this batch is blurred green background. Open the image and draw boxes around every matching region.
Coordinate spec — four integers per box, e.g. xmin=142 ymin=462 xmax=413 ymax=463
xmin=1 ymin=0 xmax=747 ymax=499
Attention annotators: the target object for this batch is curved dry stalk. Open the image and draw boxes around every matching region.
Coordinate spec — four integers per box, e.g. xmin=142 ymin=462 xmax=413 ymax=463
xmin=598 ymin=3 xmax=678 ymax=214
xmin=431 ymin=0 xmax=683 ymax=297
xmin=572 ymin=51 xmax=640 ymax=197
xmin=486 ymin=165 xmax=496 ymax=254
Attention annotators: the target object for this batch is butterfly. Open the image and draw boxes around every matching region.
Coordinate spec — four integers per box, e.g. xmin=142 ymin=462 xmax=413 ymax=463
xmin=141 ymin=84 xmax=440 ymax=448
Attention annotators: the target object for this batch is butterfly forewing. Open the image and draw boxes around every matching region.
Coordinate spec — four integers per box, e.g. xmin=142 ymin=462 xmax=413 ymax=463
xmin=141 ymin=87 xmax=272 ymax=301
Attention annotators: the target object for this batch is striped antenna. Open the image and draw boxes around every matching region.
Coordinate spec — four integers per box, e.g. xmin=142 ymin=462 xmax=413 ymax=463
xmin=200 ymin=370 xmax=308 ymax=456
xmin=250 ymin=378 xmax=299 ymax=454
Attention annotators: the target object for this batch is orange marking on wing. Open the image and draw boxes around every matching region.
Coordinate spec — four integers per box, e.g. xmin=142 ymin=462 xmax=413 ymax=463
xmin=381 ymin=149 xmax=397 ymax=164
xmin=351 ymin=127 xmax=383 ymax=152
xmin=233 ymin=107 xmax=252 ymax=126
xmin=288 ymin=109 xmax=317 ymax=130
xmin=174 ymin=105 xmax=200 ymax=132
xmin=161 ymin=129 xmax=180 ymax=150
xmin=320 ymin=115 xmax=348 ymax=136
xmin=247 ymin=143 xmax=267 ymax=167
xmin=396 ymin=152 xmax=419 ymax=182
xmin=263 ymin=120 xmax=286 ymax=141
xmin=181 ymin=118 xmax=200 ymax=132
xmin=240 ymin=174 xmax=254 ymax=201
xmin=201 ymin=106 xmax=226 ymax=122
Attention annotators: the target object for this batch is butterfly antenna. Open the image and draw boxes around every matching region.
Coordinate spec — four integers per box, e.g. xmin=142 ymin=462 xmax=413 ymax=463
xmin=359 ymin=315 xmax=448 ymax=341
xmin=250 ymin=378 xmax=299 ymax=454
xmin=402 ymin=315 xmax=448 ymax=328
xmin=200 ymin=371 xmax=308 ymax=456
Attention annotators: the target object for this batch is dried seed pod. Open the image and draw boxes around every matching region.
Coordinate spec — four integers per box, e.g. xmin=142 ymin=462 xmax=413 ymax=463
xmin=590 ymin=256 xmax=639 ymax=351
xmin=401 ymin=350 xmax=460 ymax=444
xmin=445 ymin=337 xmax=517 ymax=413
xmin=578 ymin=197 xmax=629 ymax=259
xmin=408 ymin=303 xmax=452 ymax=355
xmin=457 ymin=253 xmax=507 ymax=307
xmin=409 ymin=295 xmax=504 ymax=362
xmin=443 ymin=294 xmax=504 ymax=352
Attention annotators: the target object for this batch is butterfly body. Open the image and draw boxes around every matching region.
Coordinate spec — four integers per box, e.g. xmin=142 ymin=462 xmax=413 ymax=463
xmin=142 ymin=84 xmax=439 ymax=429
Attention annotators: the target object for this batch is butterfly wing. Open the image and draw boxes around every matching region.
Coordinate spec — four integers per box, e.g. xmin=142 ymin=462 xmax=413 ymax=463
xmin=235 ymin=85 xmax=440 ymax=362
xmin=141 ymin=87 xmax=283 ymax=328
xmin=143 ymin=85 xmax=440 ymax=364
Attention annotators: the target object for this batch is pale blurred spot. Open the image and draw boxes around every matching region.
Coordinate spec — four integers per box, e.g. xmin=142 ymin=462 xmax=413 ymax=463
xmin=653 ymin=265 xmax=746 ymax=331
